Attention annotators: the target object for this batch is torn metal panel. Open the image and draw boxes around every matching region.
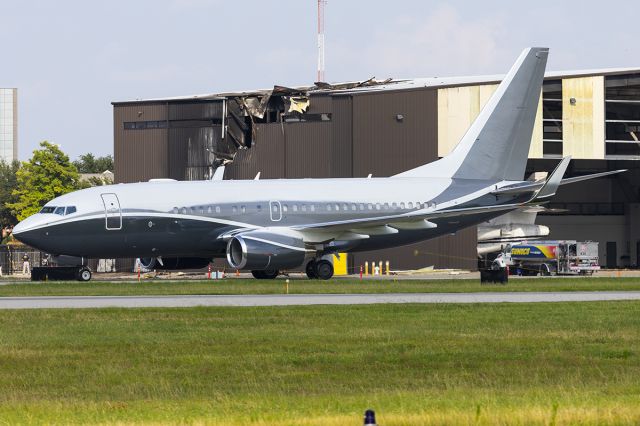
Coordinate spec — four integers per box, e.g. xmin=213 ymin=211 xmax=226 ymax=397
xmin=242 ymin=92 xmax=273 ymax=119
xmin=285 ymin=96 xmax=310 ymax=114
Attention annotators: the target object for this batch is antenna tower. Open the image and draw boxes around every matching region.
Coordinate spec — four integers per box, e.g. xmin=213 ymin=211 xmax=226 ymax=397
xmin=317 ymin=0 xmax=326 ymax=82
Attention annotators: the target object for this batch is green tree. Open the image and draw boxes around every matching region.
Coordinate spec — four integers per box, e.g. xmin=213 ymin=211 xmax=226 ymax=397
xmin=8 ymin=141 xmax=83 ymax=221
xmin=0 ymin=159 xmax=20 ymax=227
xmin=73 ymin=153 xmax=114 ymax=173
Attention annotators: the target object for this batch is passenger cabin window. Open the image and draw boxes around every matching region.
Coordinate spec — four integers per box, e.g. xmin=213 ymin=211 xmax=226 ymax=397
xmin=215 ymin=206 xmax=221 ymax=213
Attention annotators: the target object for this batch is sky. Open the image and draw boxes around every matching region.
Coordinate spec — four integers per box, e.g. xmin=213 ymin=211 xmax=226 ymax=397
xmin=2 ymin=0 xmax=638 ymax=160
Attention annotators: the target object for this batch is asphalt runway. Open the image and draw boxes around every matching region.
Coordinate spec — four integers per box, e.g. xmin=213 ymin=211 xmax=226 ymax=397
xmin=1 ymin=291 xmax=640 ymax=309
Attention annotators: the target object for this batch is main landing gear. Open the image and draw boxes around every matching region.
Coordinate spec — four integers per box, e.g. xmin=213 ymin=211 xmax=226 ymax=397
xmin=251 ymin=269 xmax=279 ymax=279
xmin=305 ymin=259 xmax=334 ymax=280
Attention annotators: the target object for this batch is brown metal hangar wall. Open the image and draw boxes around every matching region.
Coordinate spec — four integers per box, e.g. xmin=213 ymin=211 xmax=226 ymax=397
xmin=114 ymin=89 xmax=477 ymax=272
xmin=113 ymin=102 xmax=169 ymax=183
xmin=227 ymin=89 xmax=477 ymax=271
xmin=167 ymin=101 xmax=225 ymax=180
xmin=347 ymin=88 xmax=477 ymax=271
xmin=226 ymin=94 xmax=349 ymax=179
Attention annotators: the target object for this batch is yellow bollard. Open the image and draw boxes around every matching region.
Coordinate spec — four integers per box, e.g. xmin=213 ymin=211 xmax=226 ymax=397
xmin=365 ymin=261 xmax=369 ymax=276
xmin=385 ymin=260 xmax=390 ymax=275
xmin=285 ymin=279 xmax=289 ymax=294
xmin=378 ymin=261 xmax=383 ymax=276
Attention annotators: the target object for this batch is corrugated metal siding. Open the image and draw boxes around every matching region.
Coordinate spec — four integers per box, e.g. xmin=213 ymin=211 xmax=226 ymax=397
xmin=351 ymin=90 xmax=438 ymax=177
xmin=168 ymin=126 xmax=222 ymax=180
xmin=330 ymin=96 xmax=353 ymax=177
xmin=226 ymin=124 xmax=285 ymax=179
xmin=284 ymin=122 xmax=333 ymax=178
xmin=168 ymin=101 xmax=223 ymax=120
xmin=307 ymin=95 xmax=332 ymax=114
xmin=349 ymin=89 xmax=477 ymax=270
xmin=114 ymin=103 xmax=168 ymax=183
xmin=114 ymin=89 xmax=477 ymax=271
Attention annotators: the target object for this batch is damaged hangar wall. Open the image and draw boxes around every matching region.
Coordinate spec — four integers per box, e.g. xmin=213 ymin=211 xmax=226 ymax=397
xmin=114 ymin=89 xmax=478 ymax=271
xmin=226 ymin=89 xmax=478 ymax=271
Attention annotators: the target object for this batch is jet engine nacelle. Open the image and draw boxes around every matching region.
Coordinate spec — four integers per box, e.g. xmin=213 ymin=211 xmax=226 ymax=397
xmin=139 ymin=257 xmax=211 ymax=270
xmin=226 ymin=230 xmax=307 ymax=270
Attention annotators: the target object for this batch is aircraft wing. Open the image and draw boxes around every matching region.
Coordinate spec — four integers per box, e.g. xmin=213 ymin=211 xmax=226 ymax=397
xmin=292 ymin=203 xmax=522 ymax=238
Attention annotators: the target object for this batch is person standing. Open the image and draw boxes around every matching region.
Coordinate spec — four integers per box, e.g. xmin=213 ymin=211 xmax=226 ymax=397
xmin=22 ymin=253 xmax=30 ymax=275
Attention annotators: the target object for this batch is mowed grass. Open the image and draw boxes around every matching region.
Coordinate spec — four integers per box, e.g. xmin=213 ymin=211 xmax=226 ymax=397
xmin=1 ymin=302 xmax=640 ymax=424
xmin=1 ymin=276 xmax=640 ymax=297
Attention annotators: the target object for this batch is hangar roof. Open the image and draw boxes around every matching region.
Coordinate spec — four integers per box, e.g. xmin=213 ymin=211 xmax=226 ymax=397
xmin=112 ymin=67 xmax=640 ymax=105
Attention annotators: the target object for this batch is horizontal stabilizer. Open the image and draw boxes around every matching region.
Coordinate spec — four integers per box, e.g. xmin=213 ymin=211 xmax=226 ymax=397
xmin=491 ymin=167 xmax=626 ymax=196
xmin=561 ymin=169 xmax=627 ymax=185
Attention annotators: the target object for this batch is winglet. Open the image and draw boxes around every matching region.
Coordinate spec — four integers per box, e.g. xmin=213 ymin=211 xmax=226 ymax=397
xmin=534 ymin=156 xmax=571 ymax=200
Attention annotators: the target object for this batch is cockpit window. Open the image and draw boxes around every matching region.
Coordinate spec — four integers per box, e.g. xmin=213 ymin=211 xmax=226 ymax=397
xmin=40 ymin=206 xmax=77 ymax=215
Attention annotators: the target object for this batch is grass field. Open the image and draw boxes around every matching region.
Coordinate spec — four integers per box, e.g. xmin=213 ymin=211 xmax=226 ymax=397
xmin=1 ymin=276 xmax=640 ymax=297
xmin=1 ymin=301 xmax=639 ymax=425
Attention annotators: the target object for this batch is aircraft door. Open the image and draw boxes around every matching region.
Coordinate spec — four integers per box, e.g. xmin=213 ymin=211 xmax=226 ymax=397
xmin=101 ymin=193 xmax=122 ymax=230
xmin=269 ymin=200 xmax=282 ymax=222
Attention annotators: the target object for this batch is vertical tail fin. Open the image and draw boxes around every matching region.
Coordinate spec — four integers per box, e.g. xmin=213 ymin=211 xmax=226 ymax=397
xmin=395 ymin=47 xmax=548 ymax=181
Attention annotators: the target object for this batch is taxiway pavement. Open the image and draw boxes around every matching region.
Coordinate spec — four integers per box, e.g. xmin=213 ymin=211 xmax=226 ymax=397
xmin=1 ymin=291 xmax=640 ymax=309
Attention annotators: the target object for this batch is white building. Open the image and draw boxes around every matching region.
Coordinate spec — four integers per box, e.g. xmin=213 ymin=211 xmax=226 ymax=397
xmin=0 ymin=88 xmax=17 ymax=163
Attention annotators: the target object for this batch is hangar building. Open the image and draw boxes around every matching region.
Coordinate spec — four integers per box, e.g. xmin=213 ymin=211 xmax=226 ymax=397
xmin=113 ymin=68 xmax=640 ymax=270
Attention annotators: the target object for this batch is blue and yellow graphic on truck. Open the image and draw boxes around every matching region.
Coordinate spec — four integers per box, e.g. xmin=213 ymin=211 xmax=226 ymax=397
xmin=509 ymin=244 xmax=557 ymax=259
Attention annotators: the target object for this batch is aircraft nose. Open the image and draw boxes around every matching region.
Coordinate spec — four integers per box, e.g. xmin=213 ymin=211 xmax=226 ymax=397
xmin=12 ymin=218 xmax=31 ymax=236
xmin=12 ymin=216 xmax=46 ymax=248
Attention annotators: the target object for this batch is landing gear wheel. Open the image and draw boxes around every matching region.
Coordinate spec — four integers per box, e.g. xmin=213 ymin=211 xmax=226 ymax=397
xmin=251 ymin=269 xmax=279 ymax=280
xmin=305 ymin=260 xmax=318 ymax=279
xmin=77 ymin=267 xmax=92 ymax=282
xmin=314 ymin=260 xmax=334 ymax=280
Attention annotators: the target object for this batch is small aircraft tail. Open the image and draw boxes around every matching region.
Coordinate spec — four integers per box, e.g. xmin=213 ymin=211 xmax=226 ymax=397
xmin=395 ymin=47 xmax=549 ymax=181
